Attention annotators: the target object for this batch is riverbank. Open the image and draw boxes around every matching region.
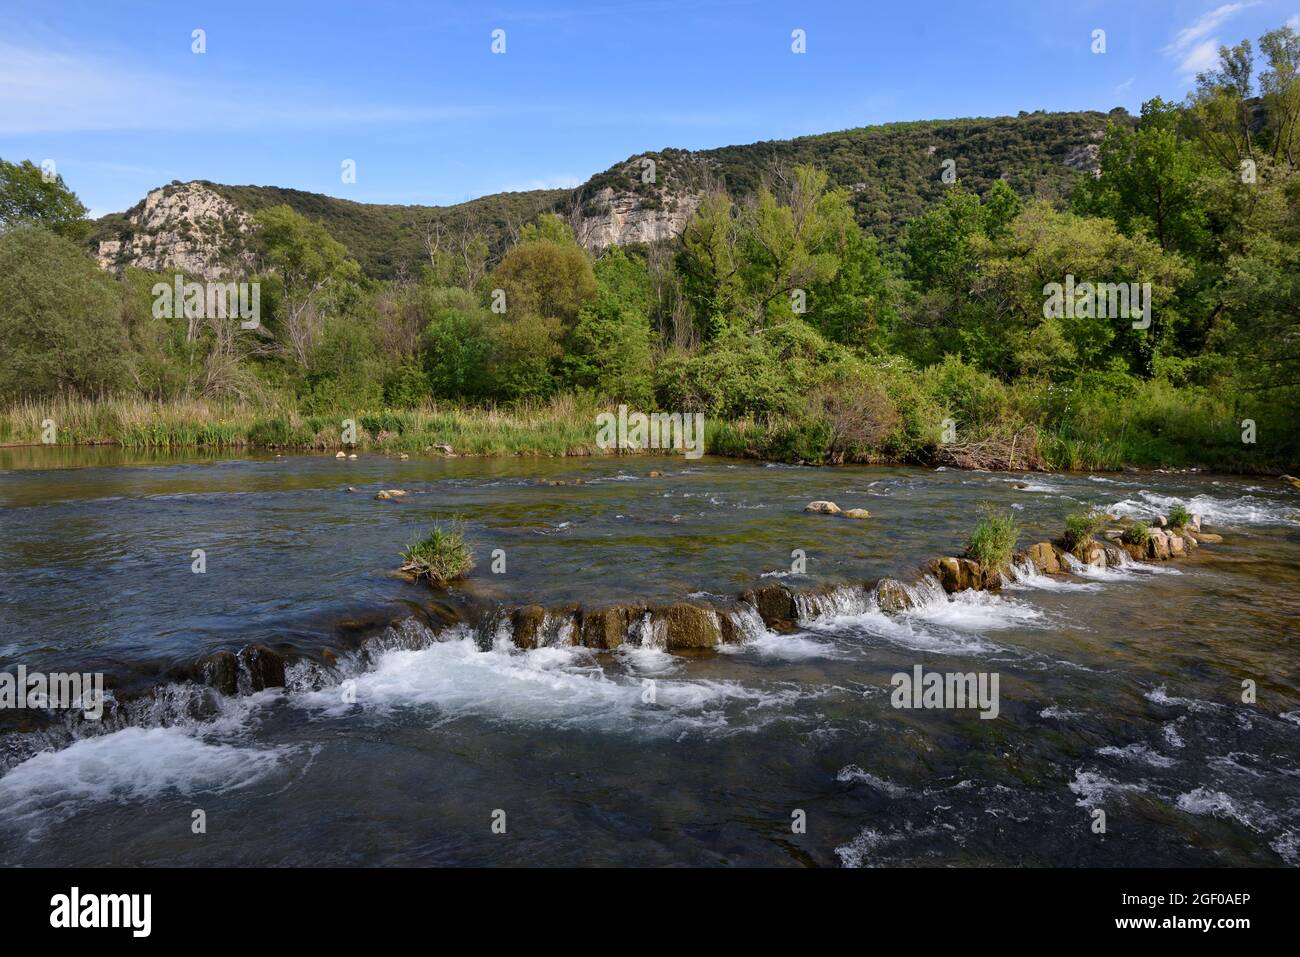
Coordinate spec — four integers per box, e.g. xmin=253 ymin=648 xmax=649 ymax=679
xmin=1 ymin=394 xmax=1293 ymax=474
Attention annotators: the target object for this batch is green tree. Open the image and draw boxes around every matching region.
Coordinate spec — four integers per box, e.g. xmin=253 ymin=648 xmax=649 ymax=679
xmin=0 ymin=226 xmax=131 ymax=399
xmin=255 ymin=205 xmax=361 ymax=369
xmin=0 ymin=159 xmax=91 ymax=240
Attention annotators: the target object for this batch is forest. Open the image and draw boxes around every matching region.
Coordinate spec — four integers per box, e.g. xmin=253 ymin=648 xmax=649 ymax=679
xmin=0 ymin=22 xmax=1296 ymax=471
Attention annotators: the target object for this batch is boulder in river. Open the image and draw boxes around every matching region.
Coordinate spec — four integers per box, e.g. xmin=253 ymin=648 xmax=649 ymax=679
xmin=374 ymin=489 xmax=408 ymax=500
xmin=1147 ymin=529 xmax=1172 ymax=560
xmin=842 ymin=508 xmax=871 ymax=519
xmin=238 ymin=645 xmax=286 ymax=691
xmin=804 ymin=500 xmax=842 ymax=515
xmin=1196 ymin=532 xmax=1224 ymax=543
xmin=202 ymin=650 xmax=239 ymax=696
xmin=740 ymin=583 xmax=796 ymax=626
xmin=511 ymin=605 xmax=547 ymax=650
xmin=1022 ymin=541 xmax=1063 ymax=575
xmin=874 ymin=578 xmax=914 ymax=613
xmin=659 ymin=603 xmax=722 ymax=650
xmin=580 ymin=606 xmax=636 ymax=650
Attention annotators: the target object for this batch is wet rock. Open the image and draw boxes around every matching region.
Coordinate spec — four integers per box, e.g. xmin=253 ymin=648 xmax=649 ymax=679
xmin=931 ymin=557 xmax=968 ymax=593
xmin=432 ymin=444 xmax=454 ymax=455
xmin=1077 ymin=541 xmax=1107 ymax=567
xmin=739 ymin=583 xmax=796 ymax=626
xmin=335 ymin=451 xmax=346 ymax=459
xmin=874 ymin=579 xmax=914 ymax=613
xmin=511 ymin=606 xmax=547 ymax=650
xmin=647 ymin=470 xmax=664 ymax=478
xmin=1152 ymin=514 xmax=1168 ymax=527
xmin=374 ymin=489 xmax=408 ymax=500
xmin=1147 ymin=529 xmax=1172 ymax=560
xmin=1101 ymin=542 xmax=1127 ymax=566
xmin=842 ymin=508 xmax=871 ymax=519
xmin=1195 ymin=532 xmax=1224 ymax=543
xmin=580 ymin=606 xmax=635 ymax=650
xmin=804 ymin=500 xmax=842 ymax=515
xmin=1102 ymin=528 xmax=1124 ymax=541
xmin=1168 ymin=534 xmax=1186 ymax=557
xmin=1188 ymin=514 xmax=1201 ymax=532
xmin=658 ymin=603 xmax=721 ymax=651
xmin=1282 ymin=474 xmax=1300 ymax=490
xmin=399 ymin=453 xmax=409 ymax=460
xmin=238 ymin=645 xmax=286 ymax=691
xmin=202 ymin=650 xmax=239 ymax=696
xmin=1023 ymin=541 xmax=1062 ymax=575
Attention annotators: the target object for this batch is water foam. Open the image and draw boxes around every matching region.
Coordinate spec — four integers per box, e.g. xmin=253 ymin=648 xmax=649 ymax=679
xmin=1110 ymin=490 xmax=1298 ymax=528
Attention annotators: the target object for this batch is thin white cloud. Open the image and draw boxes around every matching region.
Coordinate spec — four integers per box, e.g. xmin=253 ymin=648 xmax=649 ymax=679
xmin=1163 ymin=2 xmax=1260 ymax=80
xmin=0 ymin=41 xmax=492 ymax=135
xmin=1288 ymin=13 xmax=1300 ymax=30
xmin=1114 ymin=76 xmax=1135 ymax=95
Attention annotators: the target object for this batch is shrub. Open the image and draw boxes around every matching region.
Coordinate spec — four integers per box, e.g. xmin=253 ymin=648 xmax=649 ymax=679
xmin=965 ymin=507 xmax=1019 ymax=569
xmin=1062 ymin=508 xmax=1107 ymax=551
xmin=1122 ymin=522 xmax=1151 ymax=546
xmin=400 ymin=521 xmax=474 ymax=585
xmin=1167 ymin=504 xmax=1191 ymax=529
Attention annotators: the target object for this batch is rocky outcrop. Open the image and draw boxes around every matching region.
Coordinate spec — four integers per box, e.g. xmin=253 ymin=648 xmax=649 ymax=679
xmin=95 ymin=182 xmax=256 ymax=280
xmin=574 ymin=185 xmax=701 ymax=251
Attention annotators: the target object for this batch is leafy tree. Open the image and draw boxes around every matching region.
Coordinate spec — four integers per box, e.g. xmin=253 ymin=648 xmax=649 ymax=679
xmin=1073 ymin=99 xmax=1217 ymax=257
xmin=255 ymin=205 xmax=361 ymax=369
xmin=489 ymin=219 xmax=596 ymax=325
xmin=0 ymin=159 xmax=91 ymax=240
xmin=0 ymin=226 xmax=131 ymax=398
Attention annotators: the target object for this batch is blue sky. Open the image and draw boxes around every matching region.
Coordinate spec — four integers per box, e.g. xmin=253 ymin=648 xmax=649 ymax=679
xmin=2 ymin=0 xmax=1296 ymax=216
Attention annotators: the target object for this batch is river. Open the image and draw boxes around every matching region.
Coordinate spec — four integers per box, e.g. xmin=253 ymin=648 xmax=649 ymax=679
xmin=0 ymin=448 xmax=1296 ymax=866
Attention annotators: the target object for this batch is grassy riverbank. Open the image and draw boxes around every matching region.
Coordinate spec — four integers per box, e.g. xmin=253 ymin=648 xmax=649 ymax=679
xmin=2 ymin=393 xmax=1291 ymax=474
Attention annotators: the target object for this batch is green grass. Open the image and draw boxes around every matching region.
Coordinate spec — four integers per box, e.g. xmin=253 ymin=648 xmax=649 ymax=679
xmin=965 ymin=507 xmax=1019 ymax=569
xmin=1167 ymin=504 xmax=1191 ymax=529
xmin=400 ymin=520 xmax=474 ymax=585
xmin=1062 ymin=508 xmax=1108 ymax=552
xmin=1122 ymin=521 xmax=1152 ymax=546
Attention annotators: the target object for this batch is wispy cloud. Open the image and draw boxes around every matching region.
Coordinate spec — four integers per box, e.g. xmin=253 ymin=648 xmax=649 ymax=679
xmin=0 ymin=40 xmax=492 ymax=135
xmin=1163 ymin=2 xmax=1260 ymax=80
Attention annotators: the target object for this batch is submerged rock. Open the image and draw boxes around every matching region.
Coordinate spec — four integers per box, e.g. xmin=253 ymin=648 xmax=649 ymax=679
xmin=1195 ymin=532 xmax=1224 ymax=543
xmin=374 ymin=489 xmax=408 ymax=500
xmin=804 ymin=500 xmax=842 ymax=515
xmin=842 ymin=508 xmax=871 ymax=519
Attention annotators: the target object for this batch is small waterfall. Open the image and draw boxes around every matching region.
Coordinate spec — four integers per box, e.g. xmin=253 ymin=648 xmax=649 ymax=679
xmin=898 ymin=576 xmax=948 ymax=610
xmin=723 ymin=603 xmax=769 ymax=642
xmin=629 ymin=612 xmax=668 ymax=649
xmin=793 ymin=584 xmax=875 ymax=622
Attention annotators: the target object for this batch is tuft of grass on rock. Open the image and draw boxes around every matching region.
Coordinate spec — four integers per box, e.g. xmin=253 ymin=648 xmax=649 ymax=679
xmin=1167 ymin=504 xmax=1191 ymax=529
xmin=400 ymin=520 xmax=474 ymax=585
xmin=1062 ymin=508 xmax=1108 ymax=551
xmin=965 ymin=506 xmax=1019 ymax=569
xmin=1122 ymin=521 xmax=1152 ymax=546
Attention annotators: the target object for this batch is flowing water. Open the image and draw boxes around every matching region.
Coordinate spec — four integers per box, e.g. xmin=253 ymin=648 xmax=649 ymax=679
xmin=0 ymin=447 xmax=1297 ymax=866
